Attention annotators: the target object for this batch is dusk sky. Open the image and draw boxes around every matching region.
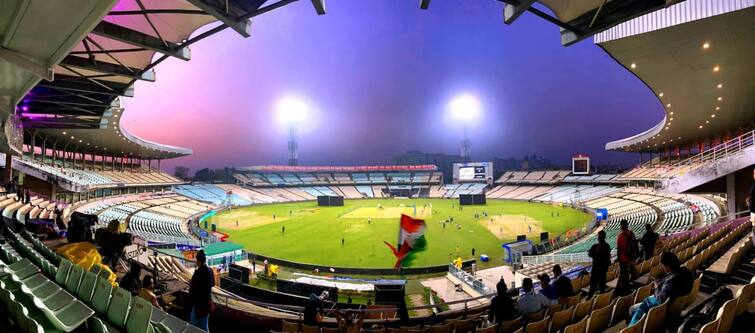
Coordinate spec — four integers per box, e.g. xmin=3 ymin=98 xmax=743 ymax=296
xmin=121 ymin=0 xmax=663 ymax=173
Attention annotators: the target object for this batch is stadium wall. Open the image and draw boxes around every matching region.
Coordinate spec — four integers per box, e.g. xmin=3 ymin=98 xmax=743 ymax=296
xmin=248 ymin=253 xmax=476 ymax=276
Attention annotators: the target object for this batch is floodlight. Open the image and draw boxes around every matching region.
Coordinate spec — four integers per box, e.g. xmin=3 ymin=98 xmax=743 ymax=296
xmin=275 ymin=96 xmax=310 ymax=125
xmin=448 ymin=93 xmax=481 ymax=124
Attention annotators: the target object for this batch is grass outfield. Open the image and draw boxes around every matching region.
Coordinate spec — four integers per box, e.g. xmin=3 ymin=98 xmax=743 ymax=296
xmin=208 ymin=198 xmax=590 ymax=269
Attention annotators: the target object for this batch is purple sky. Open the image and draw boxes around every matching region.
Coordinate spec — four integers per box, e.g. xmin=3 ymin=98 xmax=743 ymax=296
xmin=121 ymin=1 xmax=663 ymax=173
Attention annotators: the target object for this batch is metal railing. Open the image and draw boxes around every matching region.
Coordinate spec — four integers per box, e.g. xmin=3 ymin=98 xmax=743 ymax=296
xmin=631 ymin=129 xmax=755 ymax=179
xmin=448 ymin=264 xmax=492 ymax=296
xmin=521 ymin=248 xmax=617 ymax=265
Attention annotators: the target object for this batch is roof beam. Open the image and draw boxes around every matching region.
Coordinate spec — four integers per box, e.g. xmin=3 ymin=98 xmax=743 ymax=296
xmin=503 ymin=0 xmax=536 ymax=24
xmin=91 ymin=21 xmax=190 ymax=61
xmin=419 ymin=0 xmax=430 ymax=10
xmin=60 ymin=55 xmax=155 ymax=81
xmin=311 ymin=0 xmax=326 ymax=15
xmin=186 ymin=0 xmax=251 ymax=37
xmin=38 ymin=76 xmax=134 ymax=97
xmin=0 ymin=47 xmax=54 ymax=81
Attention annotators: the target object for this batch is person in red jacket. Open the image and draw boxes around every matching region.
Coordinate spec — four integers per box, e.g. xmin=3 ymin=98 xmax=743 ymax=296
xmin=616 ymin=219 xmax=638 ymax=294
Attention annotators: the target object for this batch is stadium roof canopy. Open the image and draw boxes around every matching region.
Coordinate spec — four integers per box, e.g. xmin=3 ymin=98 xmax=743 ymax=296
xmin=0 ymin=0 xmax=116 ymax=154
xmin=9 ymin=0 xmax=324 ymax=160
xmin=497 ymin=0 xmax=682 ymax=46
xmin=601 ymin=1 xmax=754 ymax=153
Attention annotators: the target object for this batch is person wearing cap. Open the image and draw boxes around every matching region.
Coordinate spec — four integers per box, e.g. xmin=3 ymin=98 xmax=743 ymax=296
xmin=189 ymin=250 xmax=214 ymax=331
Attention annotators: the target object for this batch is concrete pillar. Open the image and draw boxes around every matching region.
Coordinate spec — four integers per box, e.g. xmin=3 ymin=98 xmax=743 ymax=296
xmin=4 ymin=154 xmax=12 ymax=183
xmin=727 ymin=173 xmax=736 ymax=216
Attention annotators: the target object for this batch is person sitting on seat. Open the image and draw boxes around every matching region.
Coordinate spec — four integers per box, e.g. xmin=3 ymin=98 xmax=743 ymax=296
xmin=137 ymin=275 xmax=162 ymax=310
xmin=628 ymin=251 xmax=693 ymax=326
xmin=537 ymin=274 xmax=558 ymax=300
xmin=489 ymin=278 xmax=517 ymax=323
xmin=552 ymin=264 xmax=573 ymax=299
xmin=517 ymin=277 xmax=555 ymax=315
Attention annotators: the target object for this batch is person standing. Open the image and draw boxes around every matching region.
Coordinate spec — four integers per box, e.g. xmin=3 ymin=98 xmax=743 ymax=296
xmin=488 ymin=278 xmax=517 ymax=324
xmin=640 ymin=224 xmax=659 ymax=260
xmin=588 ymin=230 xmax=611 ymax=297
xmin=617 ymin=220 xmax=639 ymax=294
xmin=189 ymin=250 xmax=214 ymax=331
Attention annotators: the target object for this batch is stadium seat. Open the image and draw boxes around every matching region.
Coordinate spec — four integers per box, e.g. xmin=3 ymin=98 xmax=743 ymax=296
xmin=563 ymin=315 xmax=587 ymax=333
xmin=633 ymin=284 xmax=652 ymax=304
xmin=715 ymin=299 xmax=736 ymax=333
xmin=618 ymin=314 xmax=644 ymax=333
xmin=592 ymin=291 xmax=613 ymax=310
xmin=476 ymin=324 xmax=500 ymax=333
xmin=586 ymin=304 xmax=611 ymax=333
xmin=572 ymin=299 xmax=592 ymax=323
xmin=525 ymin=316 xmax=548 ymax=333
xmin=126 ymin=296 xmax=154 ymax=333
xmin=54 ymin=259 xmax=72 ymax=286
xmin=454 ymin=318 xmax=476 ymax=333
xmin=641 ymin=299 xmax=667 ymax=333
xmin=107 ymin=286 xmax=132 ymax=328
xmin=77 ymin=272 xmax=97 ymax=304
xmin=281 ymin=320 xmax=299 ymax=333
xmin=699 ymin=318 xmax=719 ymax=333
xmin=91 ymin=277 xmax=114 ymax=315
xmin=65 ymin=264 xmax=84 ymax=295
xmin=550 ymin=306 xmax=573 ymax=333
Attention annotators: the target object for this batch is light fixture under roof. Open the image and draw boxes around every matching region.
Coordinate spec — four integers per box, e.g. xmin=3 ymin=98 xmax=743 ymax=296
xmin=666 ymin=103 xmax=671 ymax=108
xmin=699 ymin=125 xmax=704 ymax=129
xmin=717 ymin=97 xmax=723 ymax=101
xmin=717 ymin=83 xmax=723 ymax=89
xmin=713 ymin=66 xmax=720 ymax=72
xmin=702 ymin=42 xmax=710 ymax=49
xmin=630 ymin=63 xmax=636 ymax=69
xmin=715 ymin=107 xmax=720 ymax=110
xmin=670 ymin=118 xmax=674 ymax=121
xmin=670 ymin=112 xmax=674 ymax=115
xmin=711 ymin=114 xmax=716 ymax=118
xmin=70 ymin=136 xmax=74 ymax=139
xmin=658 ymin=92 xmax=664 ymax=97
xmin=705 ymin=120 xmax=709 ymax=124
xmin=62 ymin=131 xmax=66 ymax=135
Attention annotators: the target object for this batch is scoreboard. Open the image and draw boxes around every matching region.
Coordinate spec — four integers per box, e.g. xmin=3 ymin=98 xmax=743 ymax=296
xmin=453 ymin=162 xmax=493 ymax=183
xmin=572 ymin=154 xmax=590 ymax=175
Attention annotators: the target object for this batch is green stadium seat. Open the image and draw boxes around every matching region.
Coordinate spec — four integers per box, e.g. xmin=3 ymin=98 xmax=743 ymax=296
xmin=24 ymin=279 xmax=62 ymax=300
xmin=3 ymin=258 xmax=41 ymax=279
xmin=151 ymin=308 xmax=189 ymax=333
xmin=77 ymin=271 xmax=98 ymax=304
xmin=65 ymin=264 xmax=84 ymax=294
xmin=55 ymin=259 xmax=72 ymax=285
xmin=40 ymin=289 xmax=77 ymax=312
xmin=34 ymin=298 xmax=95 ymax=332
xmin=91 ymin=277 xmax=113 ymax=315
xmin=107 ymin=286 xmax=132 ymax=328
xmin=127 ymin=296 xmax=154 ymax=333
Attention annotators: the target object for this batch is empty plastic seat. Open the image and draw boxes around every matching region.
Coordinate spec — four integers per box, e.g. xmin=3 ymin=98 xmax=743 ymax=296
xmin=77 ymin=271 xmax=98 ymax=304
xmin=65 ymin=265 xmax=84 ymax=295
xmin=107 ymin=286 xmax=132 ymax=328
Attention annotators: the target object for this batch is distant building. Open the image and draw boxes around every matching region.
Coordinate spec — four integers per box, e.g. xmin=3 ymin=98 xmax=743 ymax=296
xmin=393 ymin=151 xmax=462 ymax=183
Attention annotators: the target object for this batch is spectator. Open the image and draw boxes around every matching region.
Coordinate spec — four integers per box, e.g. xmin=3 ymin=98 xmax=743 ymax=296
xmin=137 ymin=275 xmax=162 ymax=310
xmin=552 ymin=264 xmax=573 ymax=299
xmin=517 ymin=278 xmax=555 ymax=315
xmin=302 ymin=296 xmax=322 ymax=326
xmin=616 ymin=219 xmax=639 ymax=294
xmin=489 ymin=278 xmax=517 ymax=323
xmin=397 ymin=297 xmax=410 ymax=326
xmin=538 ymin=274 xmax=558 ymax=300
xmin=628 ymin=251 xmax=693 ymax=326
xmin=335 ymin=310 xmax=363 ymax=333
xmin=189 ymin=250 xmax=214 ymax=332
xmin=119 ymin=262 xmax=142 ymax=293
xmin=588 ymin=230 xmax=611 ymax=297
xmin=640 ymin=224 xmax=660 ymax=260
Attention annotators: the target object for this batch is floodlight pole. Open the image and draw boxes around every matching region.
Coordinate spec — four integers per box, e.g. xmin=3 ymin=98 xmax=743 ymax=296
xmin=287 ymin=124 xmax=298 ymax=166
xmin=461 ymin=127 xmax=471 ymax=163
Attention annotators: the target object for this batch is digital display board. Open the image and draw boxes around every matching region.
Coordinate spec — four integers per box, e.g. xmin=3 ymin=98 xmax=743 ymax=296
xmin=453 ymin=162 xmax=493 ymax=183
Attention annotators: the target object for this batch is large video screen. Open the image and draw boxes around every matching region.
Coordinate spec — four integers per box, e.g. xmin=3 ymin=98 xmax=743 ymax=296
xmin=453 ymin=162 xmax=493 ymax=183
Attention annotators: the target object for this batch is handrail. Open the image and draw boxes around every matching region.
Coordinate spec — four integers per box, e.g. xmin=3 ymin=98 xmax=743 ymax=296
xmin=631 ymin=129 xmax=755 ymax=179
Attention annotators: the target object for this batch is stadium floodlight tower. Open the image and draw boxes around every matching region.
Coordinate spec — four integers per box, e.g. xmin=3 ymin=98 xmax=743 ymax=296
xmin=447 ymin=93 xmax=481 ymax=163
xmin=275 ymin=96 xmax=310 ymax=166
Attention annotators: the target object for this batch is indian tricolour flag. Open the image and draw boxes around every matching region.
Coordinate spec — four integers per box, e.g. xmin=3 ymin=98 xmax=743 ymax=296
xmin=384 ymin=214 xmax=428 ymax=269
